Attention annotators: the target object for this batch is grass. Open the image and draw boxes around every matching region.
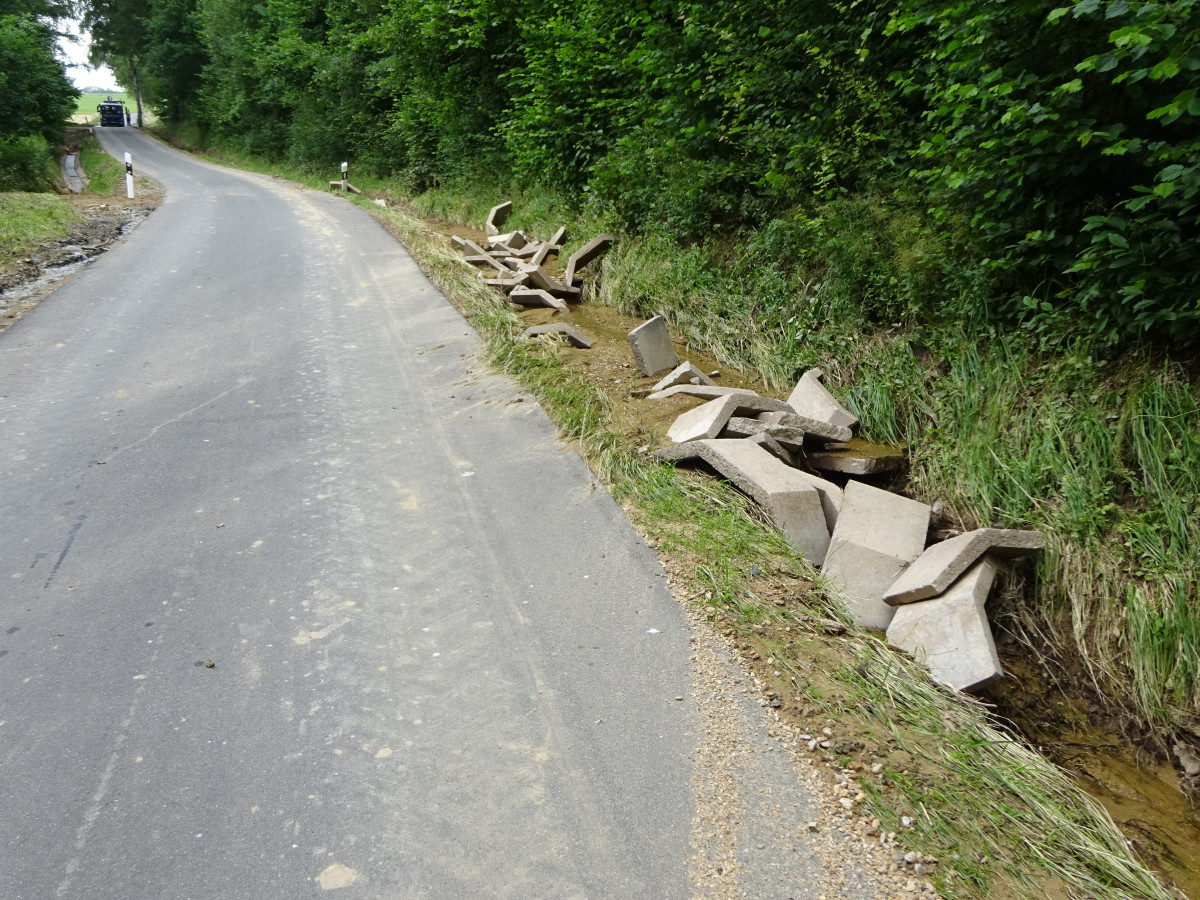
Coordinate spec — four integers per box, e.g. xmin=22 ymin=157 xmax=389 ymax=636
xmin=78 ymin=135 xmax=126 ymax=196
xmin=0 ymin=193 xmax=81 ymax=266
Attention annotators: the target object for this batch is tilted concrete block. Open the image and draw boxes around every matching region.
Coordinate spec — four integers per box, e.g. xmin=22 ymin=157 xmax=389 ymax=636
xmin=529 ymin=243 xmax=560 ymax=266
xmin=485 ymin=201 xmax=512 ymax=235
xmin=666 ymin=393 xmax=795 ymax=444
xmin=483 ymin=272 xmax=530 ymax=290
xmin=722 ymin=416 xmax=806 ymax=450
xmin=884 ymin=528 xmax=1045 ymax=606
xmin=790 ymin=470 xmax=843 ymax=534
xmin=517 ymin=264 xmax=581 ymax=300
xmin=648 ymin=384 xmax=756 ymax=401
xmin=628 ymin=316 xmax=680 ymax=377
xmin=547 ymin=225 xmax=566 ymax=245
xmin=525 ymin=323 xmax=594 ymax=349
xmin=886 ymin=557 xmax=1003 ymax=692
xmin=805 ymin=441 xmax=905 ymax=475
xmin=787 ymin=368 xmax=859 ymax=432
xmin=666 ymin=394 xmax=743 ymax=443
xmin=651 ymin=362 xmax=718 ymax=393
xmin=509 ymin=288 xmax=569 ymax=312
xmin=756 ymin=410 xmax=851 ymax=443
xmin=656 ymin=439 xmax=830 ymax=562
xmin=564 ymin=233 xmax=614 ymax=285
xmin=746 ymin=433 xmax=793 ymax=465
xmin=488 ymin=230 xmax=527 ymax=250
xmin=821 ymin=481 xmax=930 ymax=630
xmin=462 ymin=238 xmax=510 ymax=274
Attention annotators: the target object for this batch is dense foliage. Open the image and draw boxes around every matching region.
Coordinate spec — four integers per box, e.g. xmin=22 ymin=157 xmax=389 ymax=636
xmin=0 ymin=0 xmax=79 ymax=190
xmin=86 ymin=0 xmax=1199 ymax=346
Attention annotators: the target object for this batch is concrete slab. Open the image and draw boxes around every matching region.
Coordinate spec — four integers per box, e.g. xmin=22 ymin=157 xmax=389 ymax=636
xmin=789 ymin=470 xmax=843 ymax=534
xmin=489 ymin=230 xmax=527 ymax=250
xmin=722 ymin=416 xmax=806 ymax=449
xmin=821 ymin=481 xmax=930 ymax=630
xmin=655 ymin=440 xmax=830 ymax=562
xmin=483 ymin=273 xmax=530 ymax=290
xmin=648 ymin=384 xmax=756 ymax=401
xmin=529 ymin=243 xmax=560 ymax=266
xmin=564 ymin=233 xmax=614 ymax=285
xmin=651 ymin=362 xmax=718 ymax=393
xmin=787 ymin=368 xmax=859 ymax=431
xmin=805 ymin=441 xmax=905 ymax=475
xmin=518 ymin=264 xmax=582 ymax=299
xmin=485 ymin=201 xmax=512 ymax=235
xmin=462 ymin=238 xmax=510 ymax=274
xmin=756 ymin=410 xmax=852 ymax=443
xmin=884 ymin=528 xmax=1045 ymax=606
xmin=667 ymin=394 xmax=796 ymax=444
xmin=525 ymin=323 xmax=594 ymax=349
xmin=628 ymin=316 xmax=680 ymax=377
xmin=746 ymin=433 xmax=793 ymax=465
xmin=886 ymin=557 xmax=1002 ymax=692
xmin=509 ymin=288 xmax=569 ymax=312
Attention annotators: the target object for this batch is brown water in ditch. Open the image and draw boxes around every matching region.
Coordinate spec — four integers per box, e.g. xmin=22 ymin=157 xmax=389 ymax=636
xmin=985 ymin=652 xmax=1200 ymax=898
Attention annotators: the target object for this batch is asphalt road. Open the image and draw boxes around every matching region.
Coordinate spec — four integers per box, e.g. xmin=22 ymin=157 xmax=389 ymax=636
xmin=0 ymin=129 xmax=696 ymax=898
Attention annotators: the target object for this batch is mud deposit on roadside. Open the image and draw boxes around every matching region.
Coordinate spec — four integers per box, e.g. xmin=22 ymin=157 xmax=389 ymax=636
xmin=0 ymin=199 xmax=156 ymax=335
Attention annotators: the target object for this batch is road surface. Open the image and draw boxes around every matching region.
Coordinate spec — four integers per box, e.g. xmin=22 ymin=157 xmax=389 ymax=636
xmin=1 ymin=129 xmax=698 ymax=898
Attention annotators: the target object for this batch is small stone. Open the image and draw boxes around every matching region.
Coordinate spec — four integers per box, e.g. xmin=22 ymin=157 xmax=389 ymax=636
xmin=709 ymin=371 xmax=720 ymax=378
xmin=839 ymin=798 xmax=854 ymax=810
xmin=871 ymin=763 xmax=884 ymax=774
xmin=806 ymin=822 xmax=819 ymax=833
xmin=822 ymin=727 xmax=833 ymax=737
xmin=901 ymin=816 xmax=914 ymax=828
xmin=204 ymin=660 xmax=215 ymax=668
xmin=904 ymin=851 xmax=919 ymax=864
xmin=905 ymin=880 xmax=917 ymax=893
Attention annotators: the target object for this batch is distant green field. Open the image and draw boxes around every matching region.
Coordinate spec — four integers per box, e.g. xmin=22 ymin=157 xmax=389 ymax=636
xmin=73 ymin=92 xmax=129 ymax=122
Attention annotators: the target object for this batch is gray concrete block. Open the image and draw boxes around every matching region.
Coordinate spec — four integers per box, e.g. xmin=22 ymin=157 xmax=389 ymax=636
xmin=517 ymin=264 xmax=581 ymax=299
xmin=462 ymin=238 xmax=510 ymax=274
xmin=509 ymin=288 xmax=569 ymax=312
xmin=787 ymin=368 xmax=859 ymax=431
xmin=529 ymin=243 xmax=560 ymax=266
xmin=884 ymin=528 xmax=1045 ymax=606
xmin=886 ymin=557 xmax=1002 ymax=692
xmin=564 ymin=233 xmax=614 ymax=285
xmin=482 ymin=272 xmax=530 ymax=290
xmin=722 ymin=416 xmax=806 ymax=449
xmin=488 ymin=230 xmax=527 ymax=250
xmin=628 ymin=316 xmax=680 ymax=377
xmin=666 ymin=394 xmax=743 ymax=443
xmin=656 ymin=439 xmax=830 ymax=562
xmin=548 ymin=225 xmax=566 ymax=245
xmin=821 ymin=481 xmax=930 ymax=630
xmin=485 ymin=201 xmax=512 ymax=235
xmin=525 ymin=323 xmax=594 ymax=349
xmin=805 ymin=440 xmax=905 ymax=475
xmin=790 ymin=470 xmax=843 ymax=534
xmin=648 ymin=384 xmax=756 ymax=401
xmin=746 ymin=433 xmax=793 ymax=465
xmin=756 ymin=410 xmax=852 ymax=443
xmin=651 ymin=362 xmax=718 ymax=393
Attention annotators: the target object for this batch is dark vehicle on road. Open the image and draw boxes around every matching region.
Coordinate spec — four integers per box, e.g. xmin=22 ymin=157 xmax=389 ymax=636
xmin=97 ymin=98 xmax=125 ymax=127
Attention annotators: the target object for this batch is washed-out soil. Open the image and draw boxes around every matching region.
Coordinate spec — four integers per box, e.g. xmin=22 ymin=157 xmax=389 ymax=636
xmin=0 ymin=169 xmax=162 ymax=335
xmin=420 ymin=214 xmax=1200 ymax=897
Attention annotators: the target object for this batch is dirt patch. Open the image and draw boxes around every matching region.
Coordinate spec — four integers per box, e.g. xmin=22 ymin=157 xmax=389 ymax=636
xmin=0 ymin=189 xmax=161 ymax=335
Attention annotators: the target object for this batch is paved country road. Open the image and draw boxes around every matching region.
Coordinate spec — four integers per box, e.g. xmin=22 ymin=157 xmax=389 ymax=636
xmin=0 ymin=129 xmax=698 ymax=898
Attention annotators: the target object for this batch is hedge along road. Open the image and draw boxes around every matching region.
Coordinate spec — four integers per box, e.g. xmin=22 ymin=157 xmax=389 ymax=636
xmin=0 ymin=129 xmax=702 ymax=898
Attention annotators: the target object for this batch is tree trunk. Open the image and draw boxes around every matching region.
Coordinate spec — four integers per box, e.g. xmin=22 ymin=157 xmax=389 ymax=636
xmin=129 ymin=58 xmax=144 ymax=128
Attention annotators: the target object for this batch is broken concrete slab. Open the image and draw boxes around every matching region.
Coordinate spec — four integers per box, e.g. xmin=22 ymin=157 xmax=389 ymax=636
xmin=666 ymin=393 xmax=794 ymax=444
xmin=483 ymin=272 xmax=530 ymax=290
xmin=755 ymin=410 xmax=852 ymax=443
xmin=884 ymin=528 xmax=1045 ymax=606
xmin=485 ymin=201 xmax=512 ymax=235
xmin=821 ymin=481 xmax=931 ymax=630
xmin=747 ymin=433 xmax=793 ymax=465
xmin=628 ymin=316 xmax=681 ymax=377
xmin=805 ymin=439 xmax=905 ymax=475
xmin=517 ymin=264 xmax=581 ymax=299
xmin=509 ymin=288 xmax=569 ymax=312
xmin=529 ymin=243 xmax=559 ymax=266
xmin=488 ymin=230 xmax=527 ymax=250
xmin=656 ymin=439 xmax=830 ymax=562
xmin=450 ymin=234 xmax=469 ymax=250
xmin=787 ymin=368 xmax=859 ymax=432
xmin=564 ymin=233 xmax=615 ymax=285
xmin=651 ymin=362 xmax=718 ymax=393
xmin=525 ymin=323 xmax=594 ymax=349
xmin=789 ymin=470 xmax=843 ymax=534
xmin=648 ymin=384 xmax=757 ymax=401
xmin=886 ymin=556 xmax=1002 ymax=692
xmin=722 ymin=416 xmax=806 ymax=449
xmin=462 ymin=238 xmax=510 ymax=274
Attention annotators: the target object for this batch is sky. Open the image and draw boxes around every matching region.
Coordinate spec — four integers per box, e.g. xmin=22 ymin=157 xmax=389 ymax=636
xmin=57 ymin=18 xmax=119 ymax=90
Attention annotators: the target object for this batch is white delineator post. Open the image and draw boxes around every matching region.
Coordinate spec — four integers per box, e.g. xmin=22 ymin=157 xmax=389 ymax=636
xmin=341 ymin=161 xmax=348 ymax=191
xmin=124 ymin=152 xmax=134 ymax=199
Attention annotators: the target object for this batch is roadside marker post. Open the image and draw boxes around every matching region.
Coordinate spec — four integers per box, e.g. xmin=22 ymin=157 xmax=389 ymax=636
xmin=125 ymin=153 xmax=134 ymax=199
xmin=328 ymin=161 xmax=362 ymax=195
